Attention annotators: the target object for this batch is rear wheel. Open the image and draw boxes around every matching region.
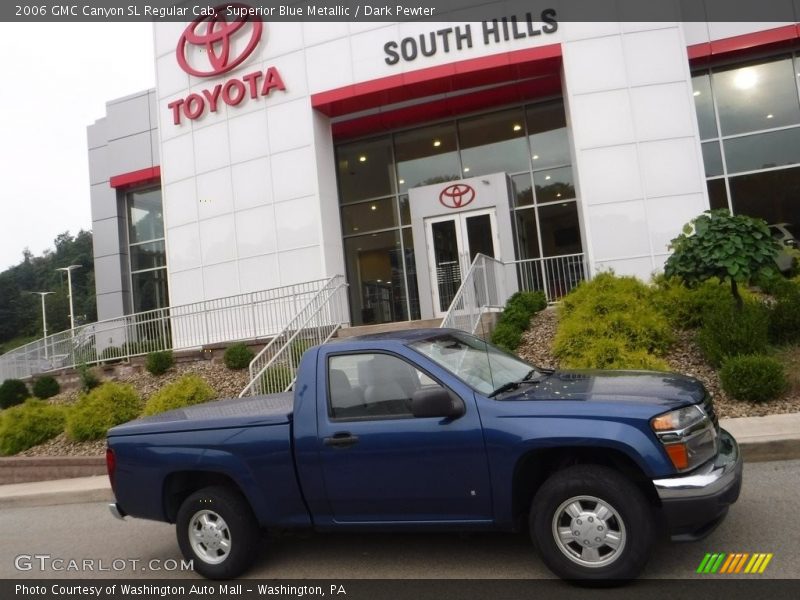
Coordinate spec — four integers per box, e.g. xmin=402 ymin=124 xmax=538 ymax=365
xmin=176 ymin=485 xmax=260 ymax=579
xmin=530 ymin=465 xmax=654 ymax=584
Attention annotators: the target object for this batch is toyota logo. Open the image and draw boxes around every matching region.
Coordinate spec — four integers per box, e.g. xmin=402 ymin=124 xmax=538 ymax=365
xmin=439 ymin=184 xmax=476 ymax=209
xmin=176 ymin=3 xmax=263 ymax=77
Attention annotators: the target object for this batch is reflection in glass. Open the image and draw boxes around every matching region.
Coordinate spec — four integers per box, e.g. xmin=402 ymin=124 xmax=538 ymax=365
xmin=729 ymin=166 xmax=800 ymax=230
xmin=458 ymin=108 xmax=529 ymax=176
xmin=128 ymin=189 xmax=164 ymax=243
xmin=465 ymin=214 xmax=495 ymax=260
xmin=713 ymin=57 xmax=800 ymax=136
xmin=538 ymin=202 xmax=582 ymax=257
xmin=702 ymin=142 xmax=723 ymax=177
xmin=395 ymin=123 xmax=460 ymax=193
xmin=512 ymin=173 xmax=533 ymax=207
xmin=692 ymin=74 xmax=718 ymax=140
xmin=533 ymin=167 xmax=575 ymax=203
xmin=723 ymin=128 xmax=800 ymax=174
xmin=430 ymin=220 xmax=462 ymax=312
xmin=707 ymin=179 xmax=729 ymax=211
xmin=131 ymin=269 xmax=169 ymax=313
xmin=341 ymin=197 xmax=397 ymax=235
xmin=402 ymin=228 xmax=420 ymax=320
xmin=130 ymin=241 xmax=166 ymax=272
xmin=399 ymin=195 xmax=410 ymax=225
xmin=514 ymin=208 xmax=540 ymax=259
xmin=344 ymin=231 xmax=408 ymax=326
xmin=527 ymin=101 xmax=571 ymax=169
xmin=337 ymin=136 xmax=395 ymax=203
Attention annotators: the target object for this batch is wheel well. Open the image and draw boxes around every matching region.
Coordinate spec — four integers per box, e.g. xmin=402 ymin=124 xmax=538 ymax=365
xmin=162 ymin=471 xmax=245 ymax=523
xmin=512 ymin=447 xmax=660 ymax=528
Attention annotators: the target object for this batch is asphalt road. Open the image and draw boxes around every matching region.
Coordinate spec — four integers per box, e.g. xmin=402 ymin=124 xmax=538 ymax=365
xmin=2 ymin=459 xmax=799 ymax=581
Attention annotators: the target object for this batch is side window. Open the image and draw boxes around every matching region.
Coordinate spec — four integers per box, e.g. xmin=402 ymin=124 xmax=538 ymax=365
xmin=328 ymin=353 xmax=442 ymax=420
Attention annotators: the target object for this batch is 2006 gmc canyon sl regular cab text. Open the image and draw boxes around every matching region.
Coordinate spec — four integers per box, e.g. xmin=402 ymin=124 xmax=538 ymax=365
xmin=106 ymin=329 xmax=742 ymax=583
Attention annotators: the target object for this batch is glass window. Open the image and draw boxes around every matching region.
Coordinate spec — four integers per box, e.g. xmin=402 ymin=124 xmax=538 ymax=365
xmin=337 ymin=136 xmax=395 ymax=203
xmin=723 ymin=128 xmax=800 ymax=174
xmin=707 ymin=179 xmax=729 ymax=211
xmin=344 ymin=231 xmax=408 ymax=326
xmin=341 ymin=197 xmax=397 ymax=235
xmin=514 ymin=208 xmax=541 ymax=260
xmin=533 ymin=166 xmax=575 ymax=204
xmin=131 ymin=269 xmax=169 ymax=313
xmin=394 ymin=123 xmax=460 ymax=194
xmin=129 ymin=240 xmax=166 ymax=272
xmin=702 ymin=142 xmax=724 ymax=177
xmin=512 ymin=173 xmax=534 ymax=207
xmin=692 ymin=74 xmax=718 ymax=140
xmin=538 ymin=202 xmax=582 ymax=257
xmin=712 ymin=57 xmax=800 ymax=136
xmin=128 ymin=188 xmax=164 ymax=243
xmin=328 ymin=353 xmax=441 ymax=420
xmin=399 ymin=194 xmax=410 ymax=225
xmin=459 ymin=108 xmax=530 ymax=176
xmin=729 ymin=166 xmax=800 ymax=229
xmin=402 ymin=228 xmax=420 ymax=320
xmin=527 ymin=101 xmax=571 ymax=169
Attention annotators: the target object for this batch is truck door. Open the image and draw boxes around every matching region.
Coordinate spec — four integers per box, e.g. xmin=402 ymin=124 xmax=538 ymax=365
xmin=316 ymin=350 xmax=493 ymax=525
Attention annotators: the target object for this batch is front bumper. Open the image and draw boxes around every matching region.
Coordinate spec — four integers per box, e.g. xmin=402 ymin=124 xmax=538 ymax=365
xmin=652 ymin=428 xmax=743 ymax=541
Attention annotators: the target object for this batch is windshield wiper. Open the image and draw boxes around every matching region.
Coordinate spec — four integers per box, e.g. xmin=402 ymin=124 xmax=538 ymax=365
xmin=488 ymin=370 xmax=544 ymax=398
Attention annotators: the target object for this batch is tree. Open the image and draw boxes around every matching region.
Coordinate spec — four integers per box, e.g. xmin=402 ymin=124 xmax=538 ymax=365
xmin=664 ymin=210 xmax=781 ymax=310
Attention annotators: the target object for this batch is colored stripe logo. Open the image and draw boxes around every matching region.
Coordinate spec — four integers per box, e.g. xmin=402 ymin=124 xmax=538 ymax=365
xmin=696 ymin=552 xmax=773 ymax=574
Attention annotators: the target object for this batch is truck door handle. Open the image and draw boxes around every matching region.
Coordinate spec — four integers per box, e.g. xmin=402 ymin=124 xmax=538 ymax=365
xmin=323 ymin=432 xmax=359 ymax=448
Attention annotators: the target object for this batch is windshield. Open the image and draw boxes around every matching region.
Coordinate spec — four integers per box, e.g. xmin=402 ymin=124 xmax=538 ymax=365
xmin=409 ymin=331 xmax=539 ymax=396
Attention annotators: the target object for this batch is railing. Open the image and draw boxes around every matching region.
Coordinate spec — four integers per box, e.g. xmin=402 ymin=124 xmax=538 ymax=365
xmin=440 ymin=254 xmax=508 ymax=334
xmin=240 ymin=275 xmax=349 ymax=397
xmin=0 ymin=279 xmax=333 ymax=383
xmin=510 ymin=253 xmax=588 ymax=302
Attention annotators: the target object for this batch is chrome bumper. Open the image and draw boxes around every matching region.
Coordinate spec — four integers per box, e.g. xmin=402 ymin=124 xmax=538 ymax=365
xmin=653 ymin=428 xmax=742 ymax=501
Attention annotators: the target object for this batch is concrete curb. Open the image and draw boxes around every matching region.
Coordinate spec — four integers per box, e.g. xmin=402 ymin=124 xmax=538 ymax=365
xmin=1 ymin=413 xmax=798 ymax=509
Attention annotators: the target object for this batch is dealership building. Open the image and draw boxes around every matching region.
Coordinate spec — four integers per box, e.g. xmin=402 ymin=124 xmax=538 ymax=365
xmin=87 ymin=14 xmax=800 ymax=335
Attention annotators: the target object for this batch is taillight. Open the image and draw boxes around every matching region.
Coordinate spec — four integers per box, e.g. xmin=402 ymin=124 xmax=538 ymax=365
xmin=106 ymin=447 xmax=116 ymax=493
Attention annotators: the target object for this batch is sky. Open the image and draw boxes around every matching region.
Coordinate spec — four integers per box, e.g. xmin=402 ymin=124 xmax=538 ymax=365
xmin=0 ymin=23 xmax=155 ymax=271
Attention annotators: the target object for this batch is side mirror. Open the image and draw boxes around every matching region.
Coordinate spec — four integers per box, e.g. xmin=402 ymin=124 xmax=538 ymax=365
xmin=411 ymin=388 xmax=465 ymax=419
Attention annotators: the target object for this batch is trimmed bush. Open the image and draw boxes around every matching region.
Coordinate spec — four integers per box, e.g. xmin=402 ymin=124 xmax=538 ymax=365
xmin=260 ymin=364 xmax=294 ymax=394
xmin=697 ymin=300 xmax=770 ymax=367
xmin=554 ymin=273 xmax=672 ymax=370
xmin=145 ymin=350 xmax=175 ymax=376
xmin=65 ymin=382 xmax=141 ymax=441
xmin=224 ymin=343 xmax=254 ymax=370
xmin=720 ymin=355 xmax=786 ymax=402
xmin=652 ymin=276 xmax=733 ymax=329
xmin=99 ymin=346 xmax=124 ymax=364
xmin=32 ymin=376 xmax=60 ymax=400
xmin=765 ymin=278 xmax=800 ymax=345
xmin=0 ymin=379 xmax=29 ymax=409
xmin=0 ymin=399 xmax=66 ymax=455
xmin=77 ymin=363 xmax=100 ymax=393
xmin=490 ymin=291 xmax=547 ymax=352
xmin=143 ymin=374 xmax=215 ymax=416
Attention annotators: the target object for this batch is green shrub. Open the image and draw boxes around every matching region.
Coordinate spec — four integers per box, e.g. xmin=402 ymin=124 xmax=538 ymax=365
xmin=99 ymin=346 xmax=124 ymax=364
xmin=77 ymin=363 xmax=100 ymax=393
xmin=652 ymin=276 xmax=733 ymax=329
xmin=490 ymin=290 xmax=547 ymax=351
xmin=65 ymin=382 xmax=141 ymax=441
xmin=32 ymin=376 xmax=60 ymax=399
xmin=223 ymin=343 xmax=254 ymax=370
xmin=554 ymin=273 xmax=673 ymax=370
xmin=145 ymin=350 xmax=175 ymax=375
xmin=143 ymin=374 xmax=215 ymax=416
xmin=0 ymin=399 xmax=66 ymax=455
xmin=260 ymin=364 xmax=294 ymax=394
xmin=769 ymin=288 xmax=800 ymax=345
xmin=491 ymin=321 xmax=523 ymax=352
xmin=720 ymin=355 xmax=786 ymax=402
xmin=0 ymin=379 xmax=29 ymax=409
xmin=697 ymin=300 xmax=770 ymax=367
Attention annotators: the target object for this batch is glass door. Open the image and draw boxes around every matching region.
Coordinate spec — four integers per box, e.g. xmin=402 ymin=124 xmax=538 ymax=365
xmin=425 ymin=209 xmax=500 ymax=317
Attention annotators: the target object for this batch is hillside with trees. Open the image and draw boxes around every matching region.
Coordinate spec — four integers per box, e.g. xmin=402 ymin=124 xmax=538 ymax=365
xmin=0 ymin=231 xmax=96 ymax=354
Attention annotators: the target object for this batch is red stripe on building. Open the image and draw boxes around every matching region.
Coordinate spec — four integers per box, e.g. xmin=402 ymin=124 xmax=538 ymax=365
xmin=687 ymin=24 xmax=800 ymax=63
xmin=109 ymin=166 xmax=161 ymax=189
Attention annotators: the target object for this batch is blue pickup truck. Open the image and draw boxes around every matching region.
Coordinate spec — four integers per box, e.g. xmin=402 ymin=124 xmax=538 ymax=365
xmin=106 ymin=329 xmax=742 ymax=583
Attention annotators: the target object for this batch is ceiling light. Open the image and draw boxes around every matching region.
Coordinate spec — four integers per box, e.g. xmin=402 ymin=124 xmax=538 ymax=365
xmin=767 ymin=114 xmax=774 ymax=119
xmin=556 ymin=193 xmax=561 ymax=197
xmin=545 ymin=175 xmax=552 ymax=180
xmin=693 ymin=90 xmax=701 ymax=97
xmin=733 ymin=68 xmax=758 ymax=90
xmin=370 ymin=205 xmax=377 ymax=210
xmin=532 ymin=155 xmax=539 ymax=160
xmin=463 ymin=167 xmax=470 ymax=172
xmin=359 ymin=155 xmax=367 ymax=162
xmin=353 ymin=227 xmax=359 ymax=231
xmin=513 ymin=124 xmax=522 ymax=131
xmin=399 ymin=179 xmax=405 ymax=184
xmin=377 ymin=279 xmax=382 ymax=283
xmin=433 ymin=140 xmax=441 ymax=147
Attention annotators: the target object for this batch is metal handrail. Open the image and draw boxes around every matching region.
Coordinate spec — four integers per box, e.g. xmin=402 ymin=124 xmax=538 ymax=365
xmin=240 ymin=275 xmax=349 ymax=397
xmin=440 ymin=253 xmax=507 ymax=334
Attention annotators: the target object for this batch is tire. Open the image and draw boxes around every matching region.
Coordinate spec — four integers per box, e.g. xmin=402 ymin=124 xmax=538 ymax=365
xmin=529 ymin=465 xmax=654 ymax=585
xmin=176 ymin=485 xmax=261 ymax=579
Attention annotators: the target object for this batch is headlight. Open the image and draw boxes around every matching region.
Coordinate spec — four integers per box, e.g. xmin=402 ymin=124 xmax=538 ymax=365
xmin=651 ymin=405 xmax=717 ymax=472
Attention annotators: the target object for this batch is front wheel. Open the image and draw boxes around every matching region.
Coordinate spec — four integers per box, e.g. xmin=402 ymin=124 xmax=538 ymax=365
xmin=530 ymin=465 xmax=655 ymax=584
xmin=176 ymin=485 xmax=260 ymax=579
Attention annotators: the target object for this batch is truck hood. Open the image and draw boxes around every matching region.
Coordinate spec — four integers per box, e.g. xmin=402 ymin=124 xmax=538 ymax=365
xmin=504 ymin=369 xmax=706 ymax=409
xmin=107 ymin=393 xmax=293 ymax=437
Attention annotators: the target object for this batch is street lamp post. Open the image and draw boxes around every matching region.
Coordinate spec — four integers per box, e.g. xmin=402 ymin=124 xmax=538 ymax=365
xmin=30 ymin=291 xmax=54 ymax=359
xmin=56 ymin=265 xmax=82 ymax=332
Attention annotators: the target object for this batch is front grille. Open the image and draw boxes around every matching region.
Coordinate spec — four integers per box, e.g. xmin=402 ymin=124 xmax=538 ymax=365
xmin=703 ymin=393 xmax=719 ymax=431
